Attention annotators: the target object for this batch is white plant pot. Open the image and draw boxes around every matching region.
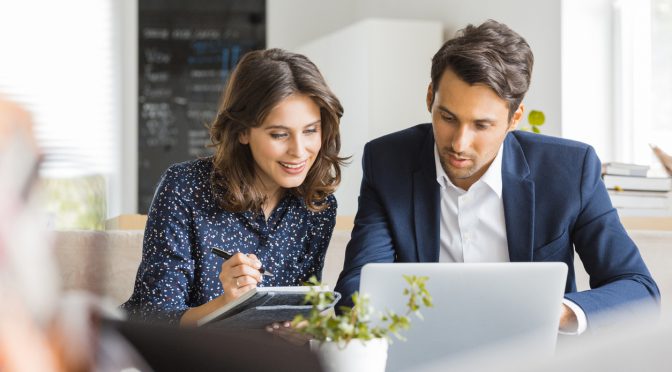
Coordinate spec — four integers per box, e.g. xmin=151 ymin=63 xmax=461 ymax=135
xmin=309 ymin=338 xmax=388 ymax=372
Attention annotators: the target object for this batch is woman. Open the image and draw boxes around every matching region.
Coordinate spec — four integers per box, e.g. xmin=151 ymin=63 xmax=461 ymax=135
xmin=122 ymin=49 xmax=345 ymax=325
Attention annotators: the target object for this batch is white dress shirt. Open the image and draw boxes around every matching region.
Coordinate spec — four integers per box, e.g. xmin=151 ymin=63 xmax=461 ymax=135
xmin=433 ymin=144 xmax=587 ymax=335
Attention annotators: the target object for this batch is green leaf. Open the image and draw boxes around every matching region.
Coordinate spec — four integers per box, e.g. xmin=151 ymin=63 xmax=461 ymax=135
xmin=422 ymin=296 xmax=433 ymax=307
xmin=291 ymin=274 xmax=433 ymax=345
xmin=532 ymin=126 xmax=541 ymax=134
xmin=528 ymin=110 xmax=546 ymax=126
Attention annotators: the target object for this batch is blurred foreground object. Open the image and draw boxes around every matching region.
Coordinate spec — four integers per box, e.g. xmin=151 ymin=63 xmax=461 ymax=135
xmin=0 ymin=96 xmax=60 ymax=370
xmin=0 ymin=95 xmax=59 ymax=321
xmin=651 ymin=144 xmax=672 ymax=176
xmin=0 ymin=96 xmax=90 ymax=371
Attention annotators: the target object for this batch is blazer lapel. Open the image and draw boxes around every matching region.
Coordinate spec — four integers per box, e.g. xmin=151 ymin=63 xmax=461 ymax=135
xmin=413 ymin=133 xmax=440 ymax=262
xmin=502 ymin=133 xmax=535 ymax=262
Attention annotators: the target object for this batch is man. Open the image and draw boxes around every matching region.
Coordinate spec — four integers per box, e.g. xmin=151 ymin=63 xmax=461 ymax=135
xmin=334 ymin=20 xmax=659 ymax=333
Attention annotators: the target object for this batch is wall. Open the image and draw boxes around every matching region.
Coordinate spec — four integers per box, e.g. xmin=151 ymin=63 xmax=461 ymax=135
xmin=561 ymin=0 xmax=614 ymax=161
xmin=119 ymin=0 xmax=139 ymax=216
xmin=268 ymin=0 xmax=563 ymax=136
xmin=297 ymin=19 xmax=443 ymax=215
xmin=267 ymin=0 xmax=360 ymax=49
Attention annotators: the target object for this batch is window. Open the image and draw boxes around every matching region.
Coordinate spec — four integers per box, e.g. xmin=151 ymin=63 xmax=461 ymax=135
xmin=613 ymin=0 xmax=672 ymax=172
xmin=651 ymin=0 xmax=672 ymax=161
xmin=0 ymin=0 xmax=121 ymax=229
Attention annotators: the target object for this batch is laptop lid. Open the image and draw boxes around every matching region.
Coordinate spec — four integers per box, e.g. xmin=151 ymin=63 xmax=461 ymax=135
xmin=359 ymin=262 xmax=568 ymax=371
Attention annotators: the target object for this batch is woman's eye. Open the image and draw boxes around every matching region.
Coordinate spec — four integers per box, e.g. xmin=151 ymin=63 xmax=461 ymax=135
xmin=270 ymin=133 xmax=288 ymax=139
xmin=304 ymin=128 xmax=319 ymax=134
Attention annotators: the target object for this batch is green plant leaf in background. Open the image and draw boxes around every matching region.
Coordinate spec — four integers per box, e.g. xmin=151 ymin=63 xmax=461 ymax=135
xmin=43 ymin=175 xmax=106 ymax=230
xmin=528 ymin=110 xmax=546 ymax=126
xmin=519 ymin=109 xmax=546 ymax=134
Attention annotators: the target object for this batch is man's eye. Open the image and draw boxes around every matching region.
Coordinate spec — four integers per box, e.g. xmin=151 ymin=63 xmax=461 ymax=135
xmin=441 ymin=115 xmax=455 ymax=122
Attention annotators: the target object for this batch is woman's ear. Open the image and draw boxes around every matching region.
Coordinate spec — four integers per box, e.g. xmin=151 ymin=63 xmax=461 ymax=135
xmin=239 ymin=130 xmax=249 ymax=145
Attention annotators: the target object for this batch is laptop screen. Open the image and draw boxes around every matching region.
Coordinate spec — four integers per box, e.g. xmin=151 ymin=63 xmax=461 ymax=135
xmin=359 ymin=262 xmax=567 ymax=371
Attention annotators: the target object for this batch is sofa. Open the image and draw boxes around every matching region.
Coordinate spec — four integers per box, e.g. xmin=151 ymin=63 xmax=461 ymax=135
xmin=52 ymin=228 xmax=351 ymax=306
xmin=53 ymin=227 xmax=672 ymax=312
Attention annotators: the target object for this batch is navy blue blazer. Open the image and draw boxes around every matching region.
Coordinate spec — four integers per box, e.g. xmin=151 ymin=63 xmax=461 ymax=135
xmin=335 ymin=124 xmax=660 ymax=328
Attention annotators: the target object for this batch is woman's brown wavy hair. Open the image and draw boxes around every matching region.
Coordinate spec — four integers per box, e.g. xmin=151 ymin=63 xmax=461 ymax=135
xmin=209 ymin=48 xmax=346 ymax=213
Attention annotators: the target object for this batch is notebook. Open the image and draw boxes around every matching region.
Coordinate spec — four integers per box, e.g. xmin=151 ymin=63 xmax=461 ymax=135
xmin=360 ymin=262 xmax=567 ymax=371
xmin=197 ymin=286 xmax=339 ymax=329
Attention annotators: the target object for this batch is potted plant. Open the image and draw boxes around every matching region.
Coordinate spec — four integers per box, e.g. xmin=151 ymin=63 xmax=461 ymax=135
xmin=292 ymin=275 xmax=433 ymax=372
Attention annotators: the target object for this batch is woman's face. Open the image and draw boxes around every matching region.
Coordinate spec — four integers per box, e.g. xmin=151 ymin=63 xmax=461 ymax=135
xmin=239 ymin=93 xmax=322 ymax=195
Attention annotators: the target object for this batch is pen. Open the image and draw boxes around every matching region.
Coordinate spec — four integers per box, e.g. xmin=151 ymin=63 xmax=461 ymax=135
xmin=211 ymin=247 xmax=275 ymax=277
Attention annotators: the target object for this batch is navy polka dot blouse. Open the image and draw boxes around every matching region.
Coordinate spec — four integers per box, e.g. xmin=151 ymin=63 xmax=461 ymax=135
xmin=121 ymin=158 xmax=337 ymax=324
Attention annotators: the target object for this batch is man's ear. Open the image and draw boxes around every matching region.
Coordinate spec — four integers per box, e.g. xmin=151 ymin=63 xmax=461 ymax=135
xmin=508 ymin=103 xmax=525 ymax=132
xmin=239 ymin=130 xmax=250 ymax=145
xmin=426 ymin=83 xmax=434 ymax=113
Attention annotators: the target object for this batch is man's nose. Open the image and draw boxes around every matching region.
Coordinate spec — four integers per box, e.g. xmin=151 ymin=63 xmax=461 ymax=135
xmin=451 ymin=124 xmax=473 ymax=154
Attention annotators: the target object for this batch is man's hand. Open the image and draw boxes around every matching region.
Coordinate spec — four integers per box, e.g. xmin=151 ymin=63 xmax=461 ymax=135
xmin=559 ymin=303 xmax=578 ymax=332
xmin=266 ymin=321 xmax=313 ymax=346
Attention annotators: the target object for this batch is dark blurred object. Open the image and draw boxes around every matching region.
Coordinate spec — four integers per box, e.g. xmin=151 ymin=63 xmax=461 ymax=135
xmin=104 ymin=319 xmax=322 ymax=372
xmin=651 ymin=144 xmax=672 ymax=176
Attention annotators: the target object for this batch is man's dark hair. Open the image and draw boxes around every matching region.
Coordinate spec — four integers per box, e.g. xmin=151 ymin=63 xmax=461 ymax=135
xmin=430 ymin=19 xmax=534 ymax=120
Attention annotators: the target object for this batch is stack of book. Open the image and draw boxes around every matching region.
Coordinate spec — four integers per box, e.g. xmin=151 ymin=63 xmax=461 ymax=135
xmin=602 ymin=162 xmax=672 ymax=217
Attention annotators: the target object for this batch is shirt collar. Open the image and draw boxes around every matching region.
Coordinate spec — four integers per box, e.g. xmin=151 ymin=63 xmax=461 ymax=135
xmin=434 ymin=145 xmax=450 ymax=190
xmin=434 ymin=143 xmax=504 ymax=198
xmin=480 ymin=143 xmax=503 ymax=198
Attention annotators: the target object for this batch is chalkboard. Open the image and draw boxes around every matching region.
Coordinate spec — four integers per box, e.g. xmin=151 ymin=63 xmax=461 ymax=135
xmin=138 ymin=0 xmax=265 ymax=212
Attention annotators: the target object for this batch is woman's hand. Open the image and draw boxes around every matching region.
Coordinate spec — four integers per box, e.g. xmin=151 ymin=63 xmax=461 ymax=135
xmin=180 ymin=252 xmax=263 ymax=326
xmin=219 ymin=252 xmax=263 ymax=303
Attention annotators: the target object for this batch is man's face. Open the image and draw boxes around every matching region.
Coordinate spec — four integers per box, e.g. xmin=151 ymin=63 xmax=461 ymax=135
xmin=427 ymin=69 xmax=523 ymax=190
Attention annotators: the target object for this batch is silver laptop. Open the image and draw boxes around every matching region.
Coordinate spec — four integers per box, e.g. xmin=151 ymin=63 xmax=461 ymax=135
xmin=360 ymin=262 xmax=568 ymax=371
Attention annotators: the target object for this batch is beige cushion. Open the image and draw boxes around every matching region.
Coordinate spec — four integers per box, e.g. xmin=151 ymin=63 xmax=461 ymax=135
xmin=322 ymin=229 xmax=349 ymax=289
xmin=53 ymin=230 xmax=144 ymax=305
